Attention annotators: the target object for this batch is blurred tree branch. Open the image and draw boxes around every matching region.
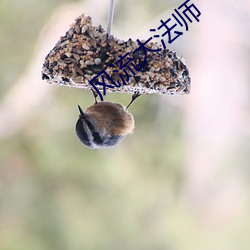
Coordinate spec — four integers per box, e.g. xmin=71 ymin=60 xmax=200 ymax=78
xmin=0 ymin=0 xmax=110 ymax=139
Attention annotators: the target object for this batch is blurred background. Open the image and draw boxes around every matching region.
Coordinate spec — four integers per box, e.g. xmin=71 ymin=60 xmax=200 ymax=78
xmin=1 ymin=0 xmax=250 ymax=249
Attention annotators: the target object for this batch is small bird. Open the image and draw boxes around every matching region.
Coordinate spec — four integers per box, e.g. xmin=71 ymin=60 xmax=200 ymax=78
xmin=75 ymin=91 xmax=140 ymax=149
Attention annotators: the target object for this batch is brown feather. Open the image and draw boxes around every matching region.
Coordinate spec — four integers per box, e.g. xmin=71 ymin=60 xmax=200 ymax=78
xmin=85 ymin=102 xmax=134 ymax=135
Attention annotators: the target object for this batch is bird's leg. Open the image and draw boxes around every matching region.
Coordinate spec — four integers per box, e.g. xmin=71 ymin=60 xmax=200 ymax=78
xmin=90 ymin=89 xmax=98 ymax=104
xmin=126 ymin=91 xmax=141 ymax=110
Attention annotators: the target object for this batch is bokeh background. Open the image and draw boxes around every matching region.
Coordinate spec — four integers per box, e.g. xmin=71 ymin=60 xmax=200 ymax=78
xmin=1 ymin=0 xmax=250 ymax=249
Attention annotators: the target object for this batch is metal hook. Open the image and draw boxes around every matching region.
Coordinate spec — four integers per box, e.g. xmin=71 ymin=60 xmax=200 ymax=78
xmin=107 ymin=0 xmax=115 ymax=35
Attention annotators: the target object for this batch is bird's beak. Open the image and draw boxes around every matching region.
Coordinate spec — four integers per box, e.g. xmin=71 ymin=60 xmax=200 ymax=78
xmin=77 ymin=105 xmax=86 ymax=119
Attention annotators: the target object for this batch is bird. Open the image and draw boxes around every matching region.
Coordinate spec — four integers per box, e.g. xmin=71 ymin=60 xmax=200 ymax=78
xmin=75 ymin=91 xmax=140 ymax=149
